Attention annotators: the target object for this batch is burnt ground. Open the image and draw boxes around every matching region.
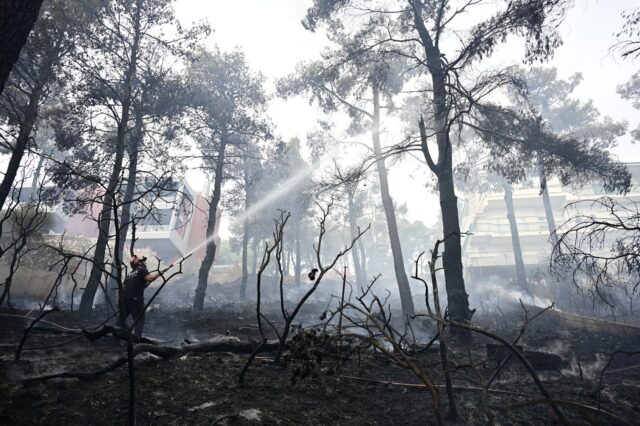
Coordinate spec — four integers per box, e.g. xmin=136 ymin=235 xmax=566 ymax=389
xmin=0 ymin=304 xmax=639 ymax=425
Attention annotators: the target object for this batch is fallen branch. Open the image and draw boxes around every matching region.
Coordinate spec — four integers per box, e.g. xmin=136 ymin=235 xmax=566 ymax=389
xmin=211 ymin=413 xmax=239 ymax=425
xmin=15 ymin=308 xmax=58 ymax=361
xmin=135 ymin=339 xmax=281 ymax=359
xmin=340 ymin=376 xmax=626 ymax=423
xmin=493 ymin=398 xmax=628 ymax=425
xmin=24 ymin=338 xmax=282 ymax=382
xmin=238 ymin=339 xmax=268 ymax=384
xmin=445 ymin=318 xmax=570 ymax=426
xmin=488 ymin=302 xmax=554 ymax=386
xmin=13 ymin=335 xmax=83 ymax=352
xmin=340 ymin=375 xmax=531 ymax=395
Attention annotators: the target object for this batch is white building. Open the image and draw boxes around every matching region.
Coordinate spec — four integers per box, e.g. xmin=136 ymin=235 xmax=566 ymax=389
xmin=459 ymin=163 xmax=640 ymax=286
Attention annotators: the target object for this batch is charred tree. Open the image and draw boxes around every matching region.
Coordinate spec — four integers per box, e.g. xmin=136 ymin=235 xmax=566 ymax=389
xmin=80 ymin=0 xmax=143 ymax=315
xmin=194 ymin=137 xmax=226 ymax=311
xmin=372 ymin=85 xmax=414 ymax=316
xmin=418 ymin=117 xmax=470 ymax=326
xmin=0 ymin=0 xmax=44 ymax=95
xmin=0 ymin=0 xmax=88 ymax=219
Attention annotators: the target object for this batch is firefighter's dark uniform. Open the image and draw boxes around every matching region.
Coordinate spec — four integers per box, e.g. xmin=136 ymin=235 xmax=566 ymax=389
xmin=124 ymin=266 xmax=150 ymax=338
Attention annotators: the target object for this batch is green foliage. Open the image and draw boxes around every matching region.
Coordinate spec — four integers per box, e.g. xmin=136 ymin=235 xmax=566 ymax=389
xmin=277 ymin=22 xmax=409 ymax=135
xmin=613 ymin=7 xmax=640 ymax=60
xmin=618 ymin=70 xmax=640 ymax=142
xmin=461 ymin=0 xmax=568 ymax=65
xmin=519 ymin=67 xmax=627 ymax=148
xmin=216 ymin=239 xmax=241 ymax=265
xmin=474 ymin=104 xmax=631 ymax=194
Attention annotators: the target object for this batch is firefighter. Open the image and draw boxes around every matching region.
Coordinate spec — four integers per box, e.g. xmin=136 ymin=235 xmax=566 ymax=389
xmin=124 ymin=254 xmax=173 ymax=338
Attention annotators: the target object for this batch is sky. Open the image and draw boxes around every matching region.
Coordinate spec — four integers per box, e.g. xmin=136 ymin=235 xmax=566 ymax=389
xmin=173 ymin=0 xmax=640 ymax=236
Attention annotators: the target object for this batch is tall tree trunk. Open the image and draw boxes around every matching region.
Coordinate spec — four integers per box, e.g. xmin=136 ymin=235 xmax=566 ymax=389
xmin=0 ymin=233 xmax=27 ymax=307
xmin=371 ymin=84 xmax=414 ymax=317
xmin=193 ymin=138 xmax=227 ymax=311
xmin=412 ymin=1 xmax=472 ymax=329
xmin=503 ymin=181 xmax=528 ymax=291
xmin=240 ymin=216 xmax=249 ymax=300
xmin=358 ymin=237 xmax=368 ymax=282
xmin=347 ymin=186 xmax=365 ymax=289
xmin=436 ymin=165 xmax=471 ymax=325
xmin=0 ymin=0 xmax=44 ymax=95
xmin=284 ymin=243 xmax=290 ymax=276
xmin=107 ymin=113 xmax=143 ymax=304
xmin=79 ymin=1 xmax=142 ymax=316
xmin=294 ymin=224 xmax=301 ymax=288
xmin=0 ymin=88 xmax=40 ymax=210
xmin=30 ymin=153 xmax=45 ymax=193
xmin=251 ymin=237 xmax=258 ymax=276
xmin=538 ymin=153 xmax=558 ymax=248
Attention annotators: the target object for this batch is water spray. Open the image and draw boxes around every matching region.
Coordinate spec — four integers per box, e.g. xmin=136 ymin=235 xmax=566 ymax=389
xmin=164 ymin=252 xmax=194 ymax=273
xmin=180 ymin=166 xmax=315 ymax=259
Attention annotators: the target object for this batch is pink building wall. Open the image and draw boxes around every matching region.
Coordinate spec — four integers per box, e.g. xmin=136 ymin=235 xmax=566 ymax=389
xmin=187 ymin=192 xmax=222 ymax=261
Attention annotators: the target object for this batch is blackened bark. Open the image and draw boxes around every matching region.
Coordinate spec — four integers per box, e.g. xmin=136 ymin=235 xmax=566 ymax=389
xmin=412 ymin=1 xmax=472 ymax=328
xmin=0 ymin=0 xmax=44 ymax=95
xmin=107 ymin=113 xmax=143 ymax=303
xmin=117 ymin=113 xmax=142 ymax=257
xmin=79 ymin=1 xmax=142 ymax=316
xmin=503 ymin=181 xmax=528 ymax=291
xmin=0 ymin=232 xmax=27 ymax=307
xmin=437 ymin=166 xmax=471 ymax=325
xmin=371 ymin=85 xmax=414 ymax=317
xmin=193 ymin=138 xmax=226 ymax=310
xmin=80 ymin=203 xmax=113 ymax=315
xmin=0 ymin=88 xmax=40 ymax=209
xmin=0 ymin=37 xmax=56 ymax=210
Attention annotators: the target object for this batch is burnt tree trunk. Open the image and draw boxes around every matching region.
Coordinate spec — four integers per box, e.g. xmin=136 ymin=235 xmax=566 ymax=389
xmin=0 ymin=0 xmax=44 ymax=95
xmin=118 ymin=113 xmax=143 ymax=258
xmin=412 ymin=2 xmax=472 ymax=329
xmin=0 ymin=85 xmax=41 ymax=210
xmin=107 ymin=113 xmax=143 ymax=305
xmin=79 ymin=3 xmax=142 ymax=316
xmin=0 ymin=40 xmax=58 ymax=211
xmin=436 ymin=164 xmax=470 ymax=325
xmin=193 ymin=137 xmax=227 ymax=311
xmin=503 ymin=181 xmax=528 ymax=291
xmin=347 ymin=185 xmax=365 ymax=288
xmin=0 ymin=232 xmax=27 ymax=307
xmin=371 ymin=84 xmax=414 ymax=317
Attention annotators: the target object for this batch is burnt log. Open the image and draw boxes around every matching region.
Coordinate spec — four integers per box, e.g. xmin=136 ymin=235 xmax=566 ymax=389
xmin=23 ymin=337 xmax=282 ymax=382
xmin=486 ymin=343 xmax=563 ymax=370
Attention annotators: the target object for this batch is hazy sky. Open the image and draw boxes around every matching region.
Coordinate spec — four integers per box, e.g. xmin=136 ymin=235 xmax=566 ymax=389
xmin=174 ymin=0 xmax=640 ymax=234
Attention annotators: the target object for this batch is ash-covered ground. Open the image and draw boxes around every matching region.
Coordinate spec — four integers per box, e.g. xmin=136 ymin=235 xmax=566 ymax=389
xmin=1 ymin=295 xmax=639 ymax=425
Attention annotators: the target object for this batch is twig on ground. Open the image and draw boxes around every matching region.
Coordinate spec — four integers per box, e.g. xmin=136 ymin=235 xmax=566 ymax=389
xmin=15 ymin=307 xmax=59 ymax=361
